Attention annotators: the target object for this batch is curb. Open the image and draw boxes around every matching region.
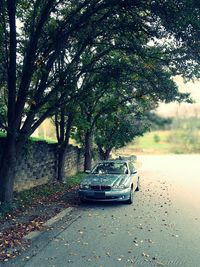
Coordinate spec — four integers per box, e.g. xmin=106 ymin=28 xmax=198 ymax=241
xmin=23 ymin=207 xmax=74 ymax=241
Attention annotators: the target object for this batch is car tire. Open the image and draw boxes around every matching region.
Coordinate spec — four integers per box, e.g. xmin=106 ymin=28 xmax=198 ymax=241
xmin=135 ymin=177 xmax=140 ymax=191
xmin=126 ymin=188 xmax=133 ymax=204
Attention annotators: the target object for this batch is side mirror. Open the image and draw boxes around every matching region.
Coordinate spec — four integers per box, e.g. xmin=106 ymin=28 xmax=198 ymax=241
xmin=85 ymin=170 xmax=91 ymax=174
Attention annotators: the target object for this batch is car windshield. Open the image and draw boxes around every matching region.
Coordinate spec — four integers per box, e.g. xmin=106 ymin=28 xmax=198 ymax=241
xmin=92 ymin=162 xmax=128 ymax=174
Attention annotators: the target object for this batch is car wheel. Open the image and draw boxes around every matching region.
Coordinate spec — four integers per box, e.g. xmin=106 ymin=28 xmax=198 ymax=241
xmin=126 ymin=188 xmax=133 ymax=204
xmin=135 ymin=177 xmax=140 ymax=191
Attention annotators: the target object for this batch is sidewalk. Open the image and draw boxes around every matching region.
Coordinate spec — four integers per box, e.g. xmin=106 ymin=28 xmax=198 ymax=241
xmin=0 ymin=187 xmax=80 ymax=263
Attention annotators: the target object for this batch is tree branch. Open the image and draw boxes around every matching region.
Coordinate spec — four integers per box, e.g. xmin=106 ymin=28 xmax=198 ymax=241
xmin=15 ymin=0 xmax=55 ymax=130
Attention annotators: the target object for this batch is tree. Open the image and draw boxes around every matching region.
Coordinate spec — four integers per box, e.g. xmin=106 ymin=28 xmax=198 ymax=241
xmin=150 ymin=0 xmax=200 ymax=79
xmin=54 ymin=107 xmax=74 ymax=182
xmin=1 ymin=0 xmax=155 ymax=202
xmin=95 ymin=107 xmax=150 ymax=160
xmin=72 ymin=47 xmax=190 ymax=168
xmin=95 ymin=107 xmax=174 ymax=160
xmin=0 ymin=0 xmax=196 ymax=203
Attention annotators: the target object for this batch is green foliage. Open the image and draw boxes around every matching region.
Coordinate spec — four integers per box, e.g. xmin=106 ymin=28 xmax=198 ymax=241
xmin=71 ymin=45 xmax=185 ymax=153
xmin=0 ymin=1 xmax=194 ymax=140
xmin=0 ymin=131 xmax=6 ymax=138
xmin=147 ymin=113 xmax=172 ymax=130
xmin=151 ymin=0 xmax=200 ymax=79
xmin=95 ymin=110 xmax=150 ymax=153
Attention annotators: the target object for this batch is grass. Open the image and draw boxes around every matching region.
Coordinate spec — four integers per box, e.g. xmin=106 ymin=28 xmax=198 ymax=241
xmin=65 ymin=172 xmax=86 ymax=187
xmin=117 ymin=130 xmax=173 ymax=155
xmin=0 ymin=172 xmax=85 ymax=219
xmin=0 ymin=131 xmax=57 ymax=144
xmin=29 ymin=136 xmax=57 ymax=144
xmin=117 ymin=130 xmax=200 ymax=155
xmin=136 ymin=131 xmax=172 ymax=153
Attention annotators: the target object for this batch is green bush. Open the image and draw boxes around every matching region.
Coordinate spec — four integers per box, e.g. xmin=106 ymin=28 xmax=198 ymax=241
xmin=153 ymin=134 xmax=160 ymax=143
xmin=0 ymin=131 xmax=6 ymax=138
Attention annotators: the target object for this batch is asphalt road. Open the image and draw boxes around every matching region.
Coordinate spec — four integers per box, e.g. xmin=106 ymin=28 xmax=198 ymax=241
xmin=7 ymin=155 xmax=200 ymax=267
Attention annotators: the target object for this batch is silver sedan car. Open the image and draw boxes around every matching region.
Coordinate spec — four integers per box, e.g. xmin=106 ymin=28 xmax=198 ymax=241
xmin=79 ymin=160 xmax=139 ymax=204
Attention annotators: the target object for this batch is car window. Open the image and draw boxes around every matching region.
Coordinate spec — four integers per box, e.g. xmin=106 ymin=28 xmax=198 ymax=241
xmin=92 ymin=162 xmax=128 ymax=174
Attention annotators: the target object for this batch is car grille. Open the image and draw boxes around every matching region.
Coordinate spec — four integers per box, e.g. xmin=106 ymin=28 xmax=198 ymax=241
xmin=90 ymin=185 xmax=111 ymax=191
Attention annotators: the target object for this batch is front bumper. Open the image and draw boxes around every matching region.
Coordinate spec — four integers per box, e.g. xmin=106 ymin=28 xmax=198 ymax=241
xmin=79 ymin=188 xmax=131 ymax=202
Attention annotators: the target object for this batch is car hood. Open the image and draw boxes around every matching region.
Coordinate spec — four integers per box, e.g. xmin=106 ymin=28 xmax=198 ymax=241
xmin=81 ymin=174 xmax=129 ymax=187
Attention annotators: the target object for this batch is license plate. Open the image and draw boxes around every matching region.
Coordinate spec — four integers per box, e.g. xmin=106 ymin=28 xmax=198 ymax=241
xmin=94 ymin=192 xmax=105 ymax=198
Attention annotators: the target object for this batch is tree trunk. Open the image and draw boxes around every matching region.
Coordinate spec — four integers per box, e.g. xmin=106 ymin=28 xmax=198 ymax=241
xmin=0 ymin=135 xmax=17 ymax=203
xmin=0 ymin=0 xmax=18 ymax=203
xmin=104 ymin=148 xmax=111 ymax=160
xmin=84 ymin=130 xmax=92 ymax=171
xmin=98 ymin=146 xmax=105 ymax=160
xmin=98 ymin=146 xmax=111 ymax=160
xmin=56 ymin=112 xmax=73 ymax=181
xmin=57 ymin=146 xmax=66 ymax=182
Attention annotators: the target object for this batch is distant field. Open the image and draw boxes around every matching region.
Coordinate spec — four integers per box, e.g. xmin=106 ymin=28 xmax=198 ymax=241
xmin=117 ymin=131 xmax=172 ymax=155
xmin=116 ymin=130 xmax=200 ymax=155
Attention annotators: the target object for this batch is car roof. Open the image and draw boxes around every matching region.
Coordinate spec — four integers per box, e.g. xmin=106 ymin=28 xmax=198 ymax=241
xmin=97 ymin=159 xmax=129 ymax=164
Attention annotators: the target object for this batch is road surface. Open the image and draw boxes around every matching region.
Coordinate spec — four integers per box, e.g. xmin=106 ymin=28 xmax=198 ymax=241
xmin=7 ymin=155 xmax=200 ymax=267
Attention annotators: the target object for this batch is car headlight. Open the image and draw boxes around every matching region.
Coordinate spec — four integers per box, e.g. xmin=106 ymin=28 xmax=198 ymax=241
xmin=80 ymin=184 xmax=90 ymax=189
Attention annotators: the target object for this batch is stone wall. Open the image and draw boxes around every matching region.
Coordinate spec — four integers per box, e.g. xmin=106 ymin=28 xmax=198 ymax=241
xmin=64 ymin=145 xmax=85 ymax=176
xmin=0 ymin=138 xmax=84 ymax=192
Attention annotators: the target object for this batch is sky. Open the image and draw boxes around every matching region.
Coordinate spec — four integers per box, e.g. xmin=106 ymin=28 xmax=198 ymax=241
xmin=156 ymin=76 xmax=200 ymax=118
